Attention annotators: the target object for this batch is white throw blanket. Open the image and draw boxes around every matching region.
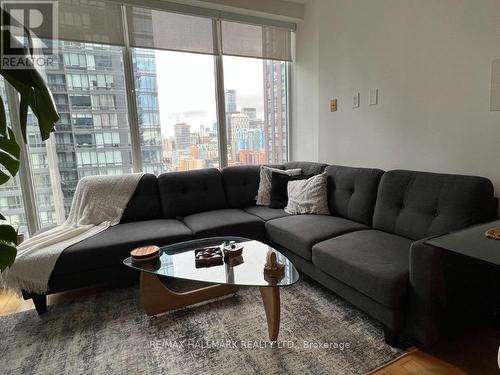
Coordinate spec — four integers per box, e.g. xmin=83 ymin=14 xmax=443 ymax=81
xmin=1 ymin=173 xmax=144 ymax=294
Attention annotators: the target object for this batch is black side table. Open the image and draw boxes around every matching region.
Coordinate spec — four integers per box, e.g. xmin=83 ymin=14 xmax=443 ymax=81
xmin=425 ymin=219 xmax=500 ymax=368
xmin=425 ymin=219 xmax=500 ymax=267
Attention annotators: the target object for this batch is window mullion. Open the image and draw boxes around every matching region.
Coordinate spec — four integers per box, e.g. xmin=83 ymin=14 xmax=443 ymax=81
xmin=121 ymin=4 xmax=142 ymax=173
xmin=286 ymin=61 xmax=292 ymax=163
xmin=5 ymin=83 xmax=40 ymax=236
xmin=213 ymin=19 xmax=228 ymax=168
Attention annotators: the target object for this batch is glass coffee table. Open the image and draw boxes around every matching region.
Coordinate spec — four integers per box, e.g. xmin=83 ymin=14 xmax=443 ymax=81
xmin=124 ymin=237 xmax=299 ymax=341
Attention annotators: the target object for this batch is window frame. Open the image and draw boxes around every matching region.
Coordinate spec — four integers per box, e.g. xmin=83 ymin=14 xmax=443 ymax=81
xmin=6 ymin=5 xmax=292 ymax=235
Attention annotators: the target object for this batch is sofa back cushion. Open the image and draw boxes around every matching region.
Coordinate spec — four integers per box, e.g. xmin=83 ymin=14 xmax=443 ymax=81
xmin=373 ymin=170 xmax=496 ymax=240
xmin=221 ymin=165 xmax=283 ymax=208
xmin=325 ymin=165 xmax=384 ymax=225
xmin=158 ymin=168 xmax=227 ymax=218
xmin=284 ymin=161 xmax=328 ymax=176
xmin=120 ymin=174 xmax=162 ymax=223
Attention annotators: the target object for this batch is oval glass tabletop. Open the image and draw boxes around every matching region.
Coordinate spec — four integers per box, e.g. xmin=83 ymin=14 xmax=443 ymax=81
xmin=123 ymin=237 xmax=299 ymax=288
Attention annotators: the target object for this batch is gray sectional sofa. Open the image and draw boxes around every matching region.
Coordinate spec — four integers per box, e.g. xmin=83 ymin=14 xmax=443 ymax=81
xmin=24 ymin=161 xmax=498 ymax=347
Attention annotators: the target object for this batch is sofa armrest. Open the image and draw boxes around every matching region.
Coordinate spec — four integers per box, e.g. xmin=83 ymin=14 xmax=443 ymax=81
xmin=406 ymin=237 xmax=447 ymax=345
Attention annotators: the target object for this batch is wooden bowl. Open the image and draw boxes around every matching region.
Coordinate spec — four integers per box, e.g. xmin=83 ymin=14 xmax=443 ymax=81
xmin=485 ymin=227 xmax=500 ymax=240
xmin=131 ymin=245 xmax=160 ymax=259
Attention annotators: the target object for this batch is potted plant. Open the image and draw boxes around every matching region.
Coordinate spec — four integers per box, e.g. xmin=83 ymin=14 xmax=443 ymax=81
xmin=0 ymin=8 xmax=59 ymax=271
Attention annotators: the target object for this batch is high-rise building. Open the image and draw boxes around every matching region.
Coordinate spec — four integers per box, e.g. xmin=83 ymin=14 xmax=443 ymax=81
xmin=242 ymin=107 xmax=257 ymax=121
xmin=1 ymin=40 xmax=162 ymax=235
xmin=174 ymin=122 xmax=191 ymax=151
xmin=134 ymin=48 xmax=164 ymax=175
xmin=237 ymin=128 xmax=264 ymax=152
xmin=224 ymin=89 xmax=238 ymax=153
xmin=238 ymin=150 xmax=266 ymax=165
xmin=263 ymin=60 xmax=287 ymax=163
xmin=229 ymin=113 xmax=250 ymax=162
xmin=224 ymin=89 xmax=237 ymax=113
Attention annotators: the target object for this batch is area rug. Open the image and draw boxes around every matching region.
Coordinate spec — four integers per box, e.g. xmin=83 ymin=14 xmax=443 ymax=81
xmin=0 ymin=277 xmax=403 ymax=374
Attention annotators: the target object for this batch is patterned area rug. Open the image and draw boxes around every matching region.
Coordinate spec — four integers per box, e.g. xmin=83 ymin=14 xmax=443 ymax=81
xmin=0 ymin=277 xmax=403 ymax=374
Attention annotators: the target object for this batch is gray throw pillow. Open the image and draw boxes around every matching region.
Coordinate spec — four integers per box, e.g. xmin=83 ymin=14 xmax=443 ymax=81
xmin=256 ymin=166 xmax=301 ymax=206
xmin=285 ymin=173 xmax=330 ymax=215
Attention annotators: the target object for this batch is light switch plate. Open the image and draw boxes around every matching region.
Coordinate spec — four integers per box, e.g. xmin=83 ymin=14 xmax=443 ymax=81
xmin=369 ymin=89 xmax=378 ymax=105
xmin=330 ymin=99 xmax=337 ymax=112
xmin=491 ymin=59 xmax=500 ymax=111
xmin=352 ymin=93 xmax=360 ymax=108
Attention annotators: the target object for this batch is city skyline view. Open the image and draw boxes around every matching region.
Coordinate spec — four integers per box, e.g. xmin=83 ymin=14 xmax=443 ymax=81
xmin=0 ymin=41 xmax=288 ymax=236
xmin=155 ymin=52 xmax=265 ymax=138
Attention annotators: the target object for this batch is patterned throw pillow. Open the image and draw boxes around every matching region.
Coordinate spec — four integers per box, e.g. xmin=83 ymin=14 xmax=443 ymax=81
xmin=256 ymin=166 xmax=302 ymax=206
xmin=269 ymin=172 xmax=313 ymax=209
xmin=285 ymin=173 xmax=330 ymax=215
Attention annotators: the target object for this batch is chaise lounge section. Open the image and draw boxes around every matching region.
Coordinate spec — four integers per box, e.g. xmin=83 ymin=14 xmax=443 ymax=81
xmin=23 ymin=161 xmax=498 ymax=347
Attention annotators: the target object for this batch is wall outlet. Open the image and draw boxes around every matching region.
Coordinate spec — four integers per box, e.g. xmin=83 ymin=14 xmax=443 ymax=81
xmin=369 ymin=89 xmax=378 ymax=105
xmin=330 ymin=98 xmax=337 ymax=112
xmin=352 ymin=93 xmax=360 ymax=108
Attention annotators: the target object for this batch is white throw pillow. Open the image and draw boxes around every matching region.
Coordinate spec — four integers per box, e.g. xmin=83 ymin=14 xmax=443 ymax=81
xmin=285 ymin=173 xmax=330 ymax=215
xmin=256 ymin=166 xmax=302 ymax=206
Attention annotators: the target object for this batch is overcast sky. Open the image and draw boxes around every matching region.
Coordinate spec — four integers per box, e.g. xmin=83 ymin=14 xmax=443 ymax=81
xmin=155 ymin=51 xmax=264 ymax=137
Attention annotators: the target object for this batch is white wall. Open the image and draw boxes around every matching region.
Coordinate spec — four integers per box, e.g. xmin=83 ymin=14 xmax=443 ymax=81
xmin=291 ymin=0 xmax=319 ymax=161
xmin=294 ymin=0 xmax=500 ymax=194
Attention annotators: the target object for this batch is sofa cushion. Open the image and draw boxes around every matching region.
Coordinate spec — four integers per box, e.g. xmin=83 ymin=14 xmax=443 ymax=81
xmin=244 ymin=206 xmax=289 ymax=221
xmin=284 ymin=161 xmax=328 ymax=176
xmin=325 ymin=165 xmax=384 ymax=226
xmin=183 ymin=209 xmax=264 ymax=239
xmin=285 ymin=173 xmax=330 ymax=215
xmin=373 ymin=170 xmax=496 ymax=240
xmin=312 ymin=230 xmax=412 ymax=308
xmin=120 ymin=174 xmax=161 ymax=223
xmin=265 ymin=215 xmax=368 ymax=260
xmin=257 ymin=166 xmax=301 ymax=206
xmin=158 ymin=168 xmax=227 ymax=218
xmin=52 ymin=220 xmax=193 ymax=275
xmin=221 ymin=165 xmax=283 ymax=208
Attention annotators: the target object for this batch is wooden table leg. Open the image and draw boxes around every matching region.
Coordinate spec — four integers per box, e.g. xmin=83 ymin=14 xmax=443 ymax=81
xmin=260 ymin=286 xmax=280 ymax=342
xmin=140 ymin=272 xmax=238 ymax=316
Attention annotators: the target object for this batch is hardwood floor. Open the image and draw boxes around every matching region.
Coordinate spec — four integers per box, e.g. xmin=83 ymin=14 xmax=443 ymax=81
xmin=0 ymin=291 xmax=32 ymax=315
xmin=372 ymin=326 xmax=500 ymax=375
xmin=1 ymin=289 xmax=498 ymax=375
xmin=0 ymin=286 xmax=108 ymax=316
xmin=371 ymin=349 xmax=468 ymax=375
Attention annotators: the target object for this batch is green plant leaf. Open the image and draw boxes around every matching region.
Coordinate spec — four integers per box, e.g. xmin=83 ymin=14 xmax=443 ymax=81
xmin=0 ymin=127 xmax=20 ymax=178
xmin=0 ymin=98 xmax=6 ymax=137
xmin=31 ymin=87 xmax=60 ymax=140
xmin=0 ymin=224 xmax=17 ymax=243
xmin=0 ymin=73 xmax=58 ymax=142
xmin=0 ymin=151 xmax=19 ymax=177
xmin=0 ymin=170 xmax=9 ymax=185
xmin=0 ymin=242 xmax=17 ymax=271
xmin=19 ymin=91 xmax=30 ymax=141
xmin=0 ymin=128 xmax=20 ymax=159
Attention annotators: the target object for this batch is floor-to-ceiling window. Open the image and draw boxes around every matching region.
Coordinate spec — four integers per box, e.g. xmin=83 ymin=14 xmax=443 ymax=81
xmin=24 ymin=41 xmax=133 ymax=228
xmin=0 ymin=79 xmax=28 ymax=234
xmin=0 ymin=0 xmax=294 ymax=235
xmin=132 ymin=49 xmax=219 ymax=173
xmin=223 ymin=57 xmax=288 ymax=165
